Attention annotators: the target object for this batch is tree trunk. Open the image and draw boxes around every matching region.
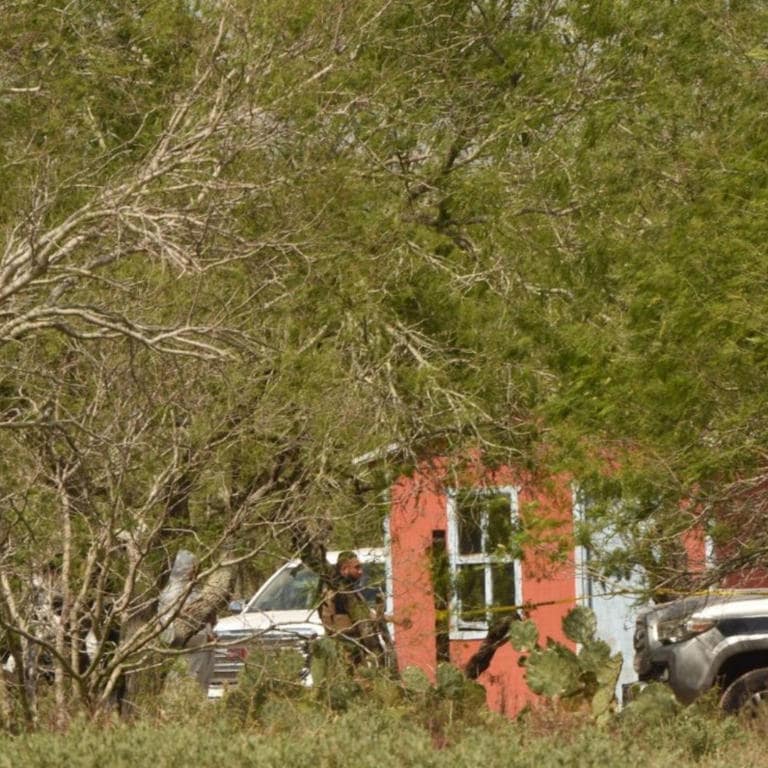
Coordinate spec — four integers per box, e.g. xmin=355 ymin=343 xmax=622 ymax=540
xmin=464 ymin=614 xmax=522 ymax=681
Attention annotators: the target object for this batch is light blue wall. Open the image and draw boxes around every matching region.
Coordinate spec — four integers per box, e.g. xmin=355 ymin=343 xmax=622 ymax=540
xmin=573 ymin=494 xmax=646 ymax=702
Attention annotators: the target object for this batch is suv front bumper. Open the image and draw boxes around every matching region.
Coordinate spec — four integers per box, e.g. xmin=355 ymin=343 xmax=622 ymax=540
xmin=635 ymin=615 xmax=722 ymax=704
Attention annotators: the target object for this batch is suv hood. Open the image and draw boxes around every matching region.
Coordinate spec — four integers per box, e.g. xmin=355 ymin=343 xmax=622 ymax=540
xmin=640 ymin=590 xmax=768 ymax=623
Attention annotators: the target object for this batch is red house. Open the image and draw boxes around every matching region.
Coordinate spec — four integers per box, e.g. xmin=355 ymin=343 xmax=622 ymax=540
xmin=383 ymin=455 xmax=651 ymax=716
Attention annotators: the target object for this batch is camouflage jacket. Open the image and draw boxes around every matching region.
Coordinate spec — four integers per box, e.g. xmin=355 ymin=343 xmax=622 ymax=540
xmin=318 ymin=581 xmax=383 ymax=657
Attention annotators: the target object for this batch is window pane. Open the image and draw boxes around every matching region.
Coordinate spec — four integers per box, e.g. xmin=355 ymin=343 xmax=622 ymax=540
xmin=456 ymin=564 xmax=486 ymax=623
xmin=456 ymin=492 xmax=485 ymax=555
xmin=456 ymin=490 xmax=513 ymax=555
xmin=250 ymin=566 xmax=320 ymax=611
xmin=485 ymin=493 xmax=513 ymax=553
xmin=491 ymin=562 xmax=518 ymax=620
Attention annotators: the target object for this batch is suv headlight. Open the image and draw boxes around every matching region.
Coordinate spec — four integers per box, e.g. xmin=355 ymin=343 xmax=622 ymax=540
xmin=657 ymin=614 xmax=715 ymax=644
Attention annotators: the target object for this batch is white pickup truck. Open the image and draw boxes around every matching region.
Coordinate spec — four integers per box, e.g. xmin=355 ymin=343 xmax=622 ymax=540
xmin=208 ymin=548 xmax=386 ymax=698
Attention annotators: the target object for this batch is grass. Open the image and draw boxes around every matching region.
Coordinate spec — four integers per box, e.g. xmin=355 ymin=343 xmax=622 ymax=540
xmin=0 ymin=690 xmax=765 ymax=768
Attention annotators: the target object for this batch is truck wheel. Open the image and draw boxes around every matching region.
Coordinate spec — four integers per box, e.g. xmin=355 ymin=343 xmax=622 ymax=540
xmin=720 ymin=668 xmax=768 ymax=715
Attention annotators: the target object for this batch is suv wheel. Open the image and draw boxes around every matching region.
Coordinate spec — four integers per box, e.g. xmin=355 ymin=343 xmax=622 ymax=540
xmin=720 ymin=668 xmax=768 ymax=715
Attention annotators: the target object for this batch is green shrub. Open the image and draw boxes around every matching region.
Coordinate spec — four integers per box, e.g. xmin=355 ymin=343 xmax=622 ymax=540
xmin=223 ymin=645 xmax=309 ymax=724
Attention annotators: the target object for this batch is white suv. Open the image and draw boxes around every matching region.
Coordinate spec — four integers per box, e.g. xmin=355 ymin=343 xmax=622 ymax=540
xmin=634 ymin=589 xmax=768 ymax=711
xmin=208 ymin=548 xmax=386 ymax=698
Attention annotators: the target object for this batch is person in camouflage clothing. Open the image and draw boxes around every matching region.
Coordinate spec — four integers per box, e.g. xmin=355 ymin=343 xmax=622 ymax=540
xmin=318 ymin=551 xmax=387 ymax=667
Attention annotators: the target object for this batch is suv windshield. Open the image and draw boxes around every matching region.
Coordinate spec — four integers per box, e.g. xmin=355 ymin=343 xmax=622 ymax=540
xmin=249 ymin=562 xmax=385 ymax=612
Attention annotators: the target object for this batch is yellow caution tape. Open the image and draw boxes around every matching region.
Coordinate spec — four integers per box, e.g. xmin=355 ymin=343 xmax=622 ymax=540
xmin=431 ymin=586 xmax=768 ymax=622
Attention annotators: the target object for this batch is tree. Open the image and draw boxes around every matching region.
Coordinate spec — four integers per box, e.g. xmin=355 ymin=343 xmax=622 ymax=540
xmin=497 ymin=1 xmax=768 ymax=593
xmin=0 ymin=0 xmax=329 ymax=725
xmin=4 ymin=0 xmax=768 ymax=729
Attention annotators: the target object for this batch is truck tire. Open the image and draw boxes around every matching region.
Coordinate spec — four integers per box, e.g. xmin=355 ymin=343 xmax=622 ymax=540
xmin=720 ymin=667 xmax=768 ymax=715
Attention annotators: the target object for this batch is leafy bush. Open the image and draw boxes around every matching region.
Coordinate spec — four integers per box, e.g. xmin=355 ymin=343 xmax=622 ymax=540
xmin=221 ymin=634 xmax=490 ymax=746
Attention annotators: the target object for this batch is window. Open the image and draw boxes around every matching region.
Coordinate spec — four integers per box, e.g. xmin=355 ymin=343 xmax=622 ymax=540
xmin=447 ymin=487 xmax=522 ymax=638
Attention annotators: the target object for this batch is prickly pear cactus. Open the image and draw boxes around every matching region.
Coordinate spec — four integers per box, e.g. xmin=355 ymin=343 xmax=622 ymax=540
xmin=508 ymin=619 xmax=539 ymax=652
xmin=401 ymin=665 xmax=433 ymax=695
xmin=436 ymin=662 xmax=466 ymax=700
xmin=509 ymin=607 xmax=622 ymax=721
xmin=620 ymin=681 xmax=681 ymax=725
xmin=525 ymin=641 xmax=583 ymax=698
xmin=562 ymin=605 xmax=598 ymax=645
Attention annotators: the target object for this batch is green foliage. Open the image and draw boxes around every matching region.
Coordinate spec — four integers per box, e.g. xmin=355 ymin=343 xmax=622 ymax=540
xmin=401 ymin=666 xmax=433 ymax=696
xmin=397 ymin=662 xmax=489 ymax=745
xmin=149 ymin=665 xmax=218 ymax=726
xmin=525 ymin=641 xmax=584 ymax=700
xmin=401 ymin=662 xmax=485 ymax=709
xmin=224 ymin=637 xmax=486 ymax=745
xmin=308 ymin=638 xmax=363 ymax=712
xmin=5 ymin=0 xmax=768 ymax=728
xmin=620 ymin=682 xmax=682 ymax=727
xmin=435 ymin=663 xmax=468 ymax=701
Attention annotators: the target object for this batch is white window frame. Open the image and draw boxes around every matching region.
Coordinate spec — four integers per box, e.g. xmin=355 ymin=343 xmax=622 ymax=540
xmin=572 ymin=488 xmax=592 ymax=611
xmin=446 ymin=485 xmax=523 ymax=640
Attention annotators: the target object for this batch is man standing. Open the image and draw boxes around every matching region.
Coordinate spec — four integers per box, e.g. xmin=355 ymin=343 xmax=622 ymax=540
xmin=318 ymin=551 xmax=387 ymax=667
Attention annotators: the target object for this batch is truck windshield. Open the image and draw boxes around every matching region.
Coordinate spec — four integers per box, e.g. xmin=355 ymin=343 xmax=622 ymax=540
xmin=249 ymin=562 xmax=385 ymax=612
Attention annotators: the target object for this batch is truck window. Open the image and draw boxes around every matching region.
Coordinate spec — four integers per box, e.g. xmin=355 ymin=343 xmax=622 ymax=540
xmin=250 ymin=566 xmax=320 ymax=611
xmin=248 ymin=561 xmax=385 ymax=612
xmin=359 ymin=562 xmax=385 ymax=605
